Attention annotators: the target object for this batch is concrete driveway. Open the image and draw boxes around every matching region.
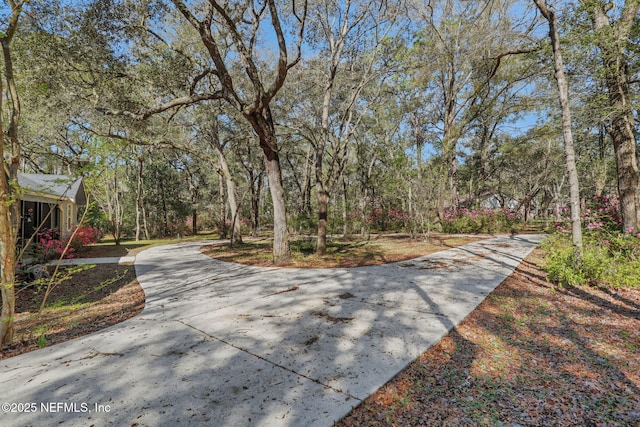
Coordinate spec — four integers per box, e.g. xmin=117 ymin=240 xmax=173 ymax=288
xmin=1 ymin=234 xmax=542 ymax=426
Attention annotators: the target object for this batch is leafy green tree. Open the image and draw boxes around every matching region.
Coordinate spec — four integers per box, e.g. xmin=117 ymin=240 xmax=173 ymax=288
xmin=307 ymin=0 xmax=399 ymax=253
xmin=142 ymin=152 xmax=191 ymax=238
xmin=408 ymin=0 xmax=539 ymax=222
xmin=582 ymin=0 xmax=640 ymax=233
xmin=202 ymin=111 xmax=244 ymax=245
xmin=85 ymin=137 xmax=132 ymax=244
xmin=97 ymin=0 xmax=308 ymax=262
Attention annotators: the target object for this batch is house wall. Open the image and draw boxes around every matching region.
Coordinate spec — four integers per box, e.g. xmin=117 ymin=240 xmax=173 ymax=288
xmin=61 ymin=202 xmax=78 ymax=234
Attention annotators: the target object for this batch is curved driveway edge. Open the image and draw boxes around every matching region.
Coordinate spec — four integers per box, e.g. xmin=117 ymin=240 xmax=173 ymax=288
xmin=1 ymin=234 xmax=542 ymax=426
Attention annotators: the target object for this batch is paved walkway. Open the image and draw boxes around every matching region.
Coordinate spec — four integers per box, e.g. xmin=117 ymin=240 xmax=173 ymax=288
xmin=46 ymin=255 xmax=136 ymax=266
xmin=1 ymin=234 xmax=542 ymax=426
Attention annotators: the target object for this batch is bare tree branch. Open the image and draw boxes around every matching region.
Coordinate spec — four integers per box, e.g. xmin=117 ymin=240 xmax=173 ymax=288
xmin=97 ymin=92 xmax=224 ymax=120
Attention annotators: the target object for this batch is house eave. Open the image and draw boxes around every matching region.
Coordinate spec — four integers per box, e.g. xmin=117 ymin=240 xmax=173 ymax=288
xmin=20 ymin=191 xmax=72 ymax=204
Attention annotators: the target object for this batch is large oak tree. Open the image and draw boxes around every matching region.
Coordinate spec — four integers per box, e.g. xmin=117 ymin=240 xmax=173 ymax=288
xmin=99 ymin=0 xmax=307 ymax=262
xmin=584 ymin=0 xmax=640 ymax=233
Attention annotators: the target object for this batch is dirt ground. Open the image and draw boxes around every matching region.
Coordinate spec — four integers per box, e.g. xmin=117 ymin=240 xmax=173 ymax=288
xmin=200 ymin=234 xmax=483 ymax=268
xmin=335 ymin=249 xmax=640 ymax=426
xmin=1 ymin=263 xmax=144 ymax=360
xmin=3 ymin=239 xmax=638 ymax=427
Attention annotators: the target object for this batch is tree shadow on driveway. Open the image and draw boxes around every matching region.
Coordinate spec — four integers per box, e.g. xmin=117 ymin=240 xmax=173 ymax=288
xmin=0 ymin=236 xmax=541 ymax=426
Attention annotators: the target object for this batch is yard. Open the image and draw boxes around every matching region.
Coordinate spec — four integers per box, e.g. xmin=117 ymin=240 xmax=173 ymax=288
xmin=337 ymin=249 xmax=640 ymax=426
xmin=2 ymin=235 xmax=638 ymax=426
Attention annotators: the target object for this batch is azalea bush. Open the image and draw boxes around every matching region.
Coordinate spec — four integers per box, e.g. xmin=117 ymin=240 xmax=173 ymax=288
xmin=36 ymin=228 xmax=68 ymax=260
xmin=441 ymin=208 xmax=519 ymax=234
xmin=36 ymin=226 xmax=102 ymax=260
xmin=552 ymin=195 xmax=622 ymax=234
xmin=67 ymin=225 xmax=102 ymax=249
xmin=543 ymin=196 xmax=640 ymax=288
xmin=369 ymin=208 xmax=410 ymax=232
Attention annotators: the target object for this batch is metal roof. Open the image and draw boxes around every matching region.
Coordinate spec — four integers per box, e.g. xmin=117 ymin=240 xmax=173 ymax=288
xmin=18 ymin=173 xmax=86 ymax=205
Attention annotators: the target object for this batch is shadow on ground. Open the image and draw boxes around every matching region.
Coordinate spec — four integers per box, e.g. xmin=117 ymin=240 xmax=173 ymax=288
xmin=1 ymin=235 xmax=541 ymax=426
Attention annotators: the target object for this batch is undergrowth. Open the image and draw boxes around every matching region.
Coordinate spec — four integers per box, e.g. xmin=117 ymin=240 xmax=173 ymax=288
xmin=542 ymin=195 xmax=640 ymax=288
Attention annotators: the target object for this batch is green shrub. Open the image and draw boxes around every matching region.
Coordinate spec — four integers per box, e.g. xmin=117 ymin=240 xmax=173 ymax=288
xmin=290 ymin=214 xmax=316 ymax=234
xmin=541 ymin=232 xmax=640 ymax=288
xmin=545 ymin=195 xmax=640 ymax=288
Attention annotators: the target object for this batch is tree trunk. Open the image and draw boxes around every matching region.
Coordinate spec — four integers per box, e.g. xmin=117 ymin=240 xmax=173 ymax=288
xmin=435 ymin=119 xmax=458 ymax=226
xmin=360 ymin=188 xmax=369 ymax=238
xmin=0 ymin=3 xmax=22 ymax=346
xmin=609 ymin=117 xmax=639 ymax=231
xmin=135 ymin=156 xmax=144 ymax=241
xmin=142 ymin=202 xmax=150 ymax=240
xmin=264 ymin=153 xmax=289 ymax=262
xmin=435 ymin=161 xmax=448 ymax=226
xmin=218 ymin=175 xmax=227 ymax=239
xmin=317 ymin=189 xmax=329 ymax=253
xmin=300 ymin=144 xmax=313 ymax=216
xmin=408 ymin=112 xmax=426 ymax=180
xmin=183 ymin=164 xmax=199 ymax=236
xmin=534 ymin=0 xmax=583 ymax=259
xmin=360 ymin=156 xmax=376 ymax=238
xmin=590 ymin=0 xmax=640 ymax=233
xmin=476 ymin=123 xmax=498 ymax=202
xmin=342 ymin=174 xmax=349 ymax=238
xmin=247 ymin=110 xmax=290 ymax=262
xmin=103 ymin=170 xmax=122 ymax=245
xmin=251 ymin=172 xmax=263 ymax=236
xmin=0 ymin=176 xmax=16 ymax=347
xmin=157 ymin=171 xmax=169 ymax=238
xmin=114 ymin=179 xmax=123 ymax=245
xmin=441 ymin=68 xmax=459 ymax=214
xmin=316 ymin=64 xmax=335 ymax=255
xmin=212 ymin=143 xmax=242 ymax=245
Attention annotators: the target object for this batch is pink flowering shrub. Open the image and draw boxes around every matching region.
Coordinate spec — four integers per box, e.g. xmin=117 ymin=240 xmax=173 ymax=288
xmin=36 ymin=228 xmax=71 ymax=260
xmin=36 ymin=226 xmax=102 ymax=260
xmin=442 ymin=208 xmax=519 ymax=234
xmin=554 ymin=195 xmax=622 ymax=234
xmin=67 ymin=225 xmax=102 ymax=251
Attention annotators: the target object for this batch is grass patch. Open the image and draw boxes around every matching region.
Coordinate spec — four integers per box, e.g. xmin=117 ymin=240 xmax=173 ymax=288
xmin=81 ymin=231 xmax=222 ymax=258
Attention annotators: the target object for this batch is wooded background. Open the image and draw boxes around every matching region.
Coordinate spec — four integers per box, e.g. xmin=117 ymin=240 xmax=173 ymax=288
xmin=1 ymin=0 xmax=639 ymax=262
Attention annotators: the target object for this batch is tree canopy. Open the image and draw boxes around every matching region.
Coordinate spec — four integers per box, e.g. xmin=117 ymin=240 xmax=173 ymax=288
xmin=1 ymin=0 xmax=640 ymax=345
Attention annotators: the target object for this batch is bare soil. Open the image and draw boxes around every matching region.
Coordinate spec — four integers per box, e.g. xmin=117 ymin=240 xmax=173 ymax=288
xmin=1 ymin=263 xmax=144 ymax=360
xmin=77 ymin=245 xmax=132 ymax=258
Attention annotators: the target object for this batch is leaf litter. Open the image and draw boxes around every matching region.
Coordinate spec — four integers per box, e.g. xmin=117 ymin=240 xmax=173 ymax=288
xmin=335 ymin=249 xmax=640 ymax=427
